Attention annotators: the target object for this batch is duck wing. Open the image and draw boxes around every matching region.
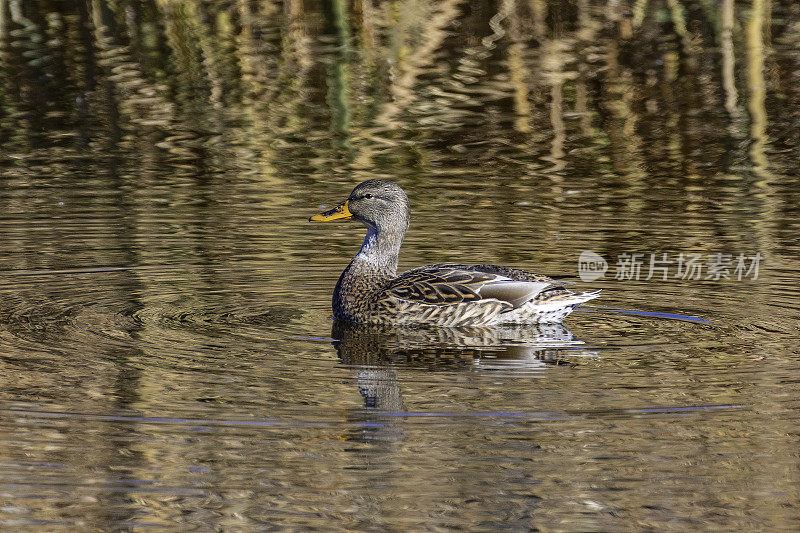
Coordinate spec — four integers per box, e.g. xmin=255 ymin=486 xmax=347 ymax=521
xmin=425 ymin=263 xmax=560 ymax=283
xmin=383 ymin=265 xmax=564 ymax=308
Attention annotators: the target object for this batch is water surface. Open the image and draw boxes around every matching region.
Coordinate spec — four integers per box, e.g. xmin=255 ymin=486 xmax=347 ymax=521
xmin=1 ymin=0 xmax=799 ymax=530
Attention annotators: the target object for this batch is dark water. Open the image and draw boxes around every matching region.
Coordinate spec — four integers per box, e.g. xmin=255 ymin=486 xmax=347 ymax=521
xmin=1 ymin=0 xmax=799 ymax=529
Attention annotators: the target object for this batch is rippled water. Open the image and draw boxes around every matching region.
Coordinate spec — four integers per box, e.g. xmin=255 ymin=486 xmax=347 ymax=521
xmin=1 ymin=0 xmax=799 ymax=530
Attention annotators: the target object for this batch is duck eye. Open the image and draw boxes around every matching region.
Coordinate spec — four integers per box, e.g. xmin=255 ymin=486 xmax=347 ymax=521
xmin=364 ymin=193 xmax=373 ymax=199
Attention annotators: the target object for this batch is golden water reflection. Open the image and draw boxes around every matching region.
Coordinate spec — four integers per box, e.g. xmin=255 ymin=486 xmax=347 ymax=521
xmin=1 ymin=0 xmax=800 ymax=530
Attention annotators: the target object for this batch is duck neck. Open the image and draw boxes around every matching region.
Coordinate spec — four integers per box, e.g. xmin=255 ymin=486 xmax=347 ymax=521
xmin=332 ymin=218 xmax=408 ymax=322
xmin=351 ymin=225 xmax=403 ymax=277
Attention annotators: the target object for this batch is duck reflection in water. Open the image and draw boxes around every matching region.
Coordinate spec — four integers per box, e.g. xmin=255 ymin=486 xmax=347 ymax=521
xmin=331 ymin=320 xmax=594 ymax=412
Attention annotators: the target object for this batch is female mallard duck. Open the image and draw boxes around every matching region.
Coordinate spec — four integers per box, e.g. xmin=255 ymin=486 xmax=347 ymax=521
xmin=310 ymin=180 xmax=599 ymax=326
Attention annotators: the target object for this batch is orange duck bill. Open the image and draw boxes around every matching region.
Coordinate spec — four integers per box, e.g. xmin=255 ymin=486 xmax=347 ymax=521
xmin=309 ymin=200 xmax=353 ymax=222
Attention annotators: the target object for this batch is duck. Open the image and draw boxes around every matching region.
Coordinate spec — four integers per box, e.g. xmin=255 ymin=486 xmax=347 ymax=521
xmin=310 ymin=179 xmax=599 ymax=326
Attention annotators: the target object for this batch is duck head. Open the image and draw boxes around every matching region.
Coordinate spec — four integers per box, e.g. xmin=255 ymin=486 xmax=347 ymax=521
xmin=310 ymin=179 xmax=410 ymax=235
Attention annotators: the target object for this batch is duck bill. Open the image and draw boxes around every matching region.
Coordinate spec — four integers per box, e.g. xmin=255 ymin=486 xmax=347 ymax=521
xmin=309 ymin=200 xmax=353 ymax=222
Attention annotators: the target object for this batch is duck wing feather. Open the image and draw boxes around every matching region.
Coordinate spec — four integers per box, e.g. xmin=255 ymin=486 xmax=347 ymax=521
xmin=382 ymin=265 xmax=566 ymax=308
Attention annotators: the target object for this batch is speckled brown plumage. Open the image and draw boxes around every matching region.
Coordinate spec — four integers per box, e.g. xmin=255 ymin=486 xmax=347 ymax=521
xmin=311 ymin=180 xmax=599 ymax=326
